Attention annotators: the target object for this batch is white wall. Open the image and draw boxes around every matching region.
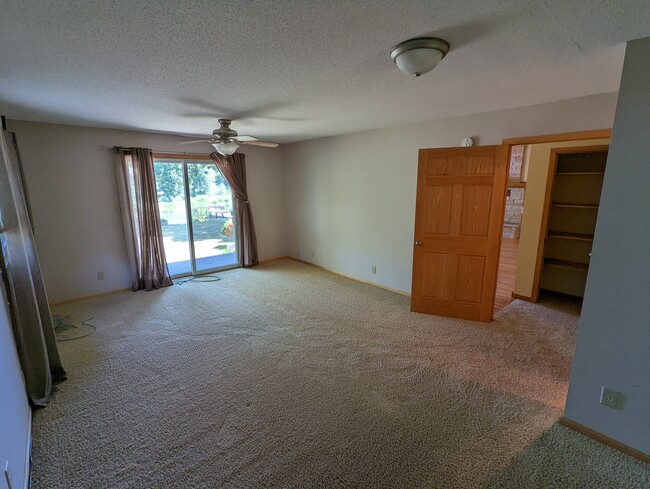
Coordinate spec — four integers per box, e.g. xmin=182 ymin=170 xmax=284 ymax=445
xmin=7 ymin=121 xmax=287 ymax=303
xmin=564 ymin=38 xmax=650 ymax=455
xmin=284 ymin=93 xmax=618 ymax=294
xmin=0 ymin=277 xmax=30 ymax=489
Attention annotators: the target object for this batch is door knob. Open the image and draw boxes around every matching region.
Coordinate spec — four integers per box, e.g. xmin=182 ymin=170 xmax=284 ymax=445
xmin=415 ymin=240 xmax=422 ymax=246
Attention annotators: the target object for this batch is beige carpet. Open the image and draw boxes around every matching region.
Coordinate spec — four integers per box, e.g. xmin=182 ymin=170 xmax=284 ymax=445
xmin=33 ymin=260 xmax=649 ymax=488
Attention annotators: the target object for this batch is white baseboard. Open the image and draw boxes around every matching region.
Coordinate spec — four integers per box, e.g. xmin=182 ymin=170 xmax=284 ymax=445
xmin=286 ymin=257 xmax=411 ymax=297
xmin=24 ymin=407 xmax=32 ymax=489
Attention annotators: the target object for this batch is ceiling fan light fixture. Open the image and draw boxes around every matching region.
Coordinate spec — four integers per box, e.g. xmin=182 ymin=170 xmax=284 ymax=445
xmin=212 ymin=140 xmax=239 ymax=156
xmin=390 ymin=37 xmax=450 ymax=77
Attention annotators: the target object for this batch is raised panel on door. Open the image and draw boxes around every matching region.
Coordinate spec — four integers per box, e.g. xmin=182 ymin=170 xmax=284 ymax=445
xmin=454 ymin=255 xmax=485 ymax=303
xmin=459 ymin=185 xmax=492 ymax=236
xmin=464 ymin=155 xmax=495 ymax=175
xmin=420 ymin=252 xmax=448 ymax=300
xmin=426 ymin=157 xmax=455 ymax=175
xmin=411 ymin=145 xmax=506 ymax=322
xmin=423 ymin=185 xmax=453 ymax=235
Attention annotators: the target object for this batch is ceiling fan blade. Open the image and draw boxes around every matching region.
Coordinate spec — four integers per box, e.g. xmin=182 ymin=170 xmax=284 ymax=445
xmin=233 ymin=135 xmax=259 ymax=142
xmin=178 ymin=139 xmax=212 ymax=145
xmin=240 ymin=141 xmax=279 ymax=148
xmin=181 ymin=112 xmax=226 ymax=118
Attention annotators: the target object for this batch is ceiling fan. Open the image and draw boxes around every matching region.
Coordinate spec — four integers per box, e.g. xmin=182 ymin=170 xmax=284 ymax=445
xmin=180 ymin=119 xmax=279 ymax=155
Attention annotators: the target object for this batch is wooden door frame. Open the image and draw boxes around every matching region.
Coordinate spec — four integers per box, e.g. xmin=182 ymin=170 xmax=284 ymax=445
xmin=530 ymin=144 xmax=610 ymax=302
xmin=498 ymin=129 xmax=612 ymax=303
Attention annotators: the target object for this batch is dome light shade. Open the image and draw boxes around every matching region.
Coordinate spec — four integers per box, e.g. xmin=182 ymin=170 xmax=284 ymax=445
xmin=390 ymin=37 xmax=450 ymax=77
xmin=212 ymin=141 xmax=239 ymax=155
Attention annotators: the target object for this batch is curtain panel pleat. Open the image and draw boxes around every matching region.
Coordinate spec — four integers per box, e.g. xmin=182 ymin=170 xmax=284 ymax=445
xmin=210 ymin=153 xmax=259 ymax=267
xmin=114 ymin=147 xmax=172 ymax=290
xmin=0 ymin=129 xmax=65 ymax=406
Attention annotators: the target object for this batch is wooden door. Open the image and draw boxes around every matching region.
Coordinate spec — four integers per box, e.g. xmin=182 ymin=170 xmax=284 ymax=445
xmin=411 ymin=145 xmax=507 ymax=322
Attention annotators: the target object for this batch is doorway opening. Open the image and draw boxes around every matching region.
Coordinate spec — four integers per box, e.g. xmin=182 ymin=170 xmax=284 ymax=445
xmin=494 ymin=130 xmax=611 ymax=315
xmin=533 ymin=145 xmax=608 ymax=301
xmin=153 ymin=157 xmax=237 ymax=277
xmin=494 ymin=145 xmax=526 ymax=313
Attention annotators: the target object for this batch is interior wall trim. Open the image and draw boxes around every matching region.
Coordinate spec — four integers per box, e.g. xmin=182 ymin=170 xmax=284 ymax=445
xmin=49 ymin=287 xmax=131 ymax=306
xmin=286 ymin=257 xmax=411 ymax=297
xmin=258 ymin=256 xmax=292 ymax=265
xmin=559 ymin=417 xmax=650 ymax=464
xmin=511 ymin=293 xmax=535 ymax=302
xmin=23 ymin=408 xmax=32 ymax=489
xmin=502 ymin=129 xmax=612 ymax=146
xmin=50 ymin=255 xmax=409 ymax=305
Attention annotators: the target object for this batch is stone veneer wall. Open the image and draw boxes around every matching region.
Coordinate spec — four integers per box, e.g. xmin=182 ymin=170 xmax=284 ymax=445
xmin=504 ymin=187 xmax=525 ymax=225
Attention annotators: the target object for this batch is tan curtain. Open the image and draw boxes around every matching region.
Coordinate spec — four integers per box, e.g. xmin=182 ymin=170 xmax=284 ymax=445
xmin=0 ymin=129 xmax=65 ymax=406
xmin=210 ymin=152 xmax=259 ymax=267
xmin=114 ymin=147 xmax=172 ymax=290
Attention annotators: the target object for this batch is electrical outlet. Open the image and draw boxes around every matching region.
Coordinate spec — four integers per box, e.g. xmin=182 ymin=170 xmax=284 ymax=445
xmin=97 ymin=271 xmax=105 ymax=281
xmin=600 ymin=386 xmax=623 ymax=409
xmin=371 ymin=266 xmax=377 ymax=275
xmin=310 ymin=250 xmax=315 ymax=258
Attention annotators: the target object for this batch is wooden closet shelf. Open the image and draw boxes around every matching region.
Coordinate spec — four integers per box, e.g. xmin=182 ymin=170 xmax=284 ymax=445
xmin=544 ymin=259 xmax=589 ymax=271
xmin=548 ymin=232 xmax=594 ymax=241
xmin=552 ymin=203 xmax=599 ymax=209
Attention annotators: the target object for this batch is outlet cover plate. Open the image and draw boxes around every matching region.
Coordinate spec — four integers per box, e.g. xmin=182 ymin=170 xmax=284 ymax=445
xmin=600 ymin=386 xmax=623 ymax=409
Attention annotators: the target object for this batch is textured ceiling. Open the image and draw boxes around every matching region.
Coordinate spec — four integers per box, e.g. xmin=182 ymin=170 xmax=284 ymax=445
xmin=1 ymin=0 xmax=649 ymax=143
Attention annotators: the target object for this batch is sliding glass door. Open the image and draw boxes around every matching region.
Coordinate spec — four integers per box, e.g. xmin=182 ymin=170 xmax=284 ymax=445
xmin=154 ymin=158 xmax=237 ymax=277
xmin=153 ymin=160 xmax=192 ymax=276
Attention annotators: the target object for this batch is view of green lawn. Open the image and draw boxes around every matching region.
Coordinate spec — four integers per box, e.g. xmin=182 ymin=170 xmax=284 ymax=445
xmin=155 ymin=162 xmax=236 ymax=271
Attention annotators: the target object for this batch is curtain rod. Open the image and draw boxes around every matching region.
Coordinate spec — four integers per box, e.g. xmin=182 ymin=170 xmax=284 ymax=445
xmin=108 ymin=146 xmax=208 ymax=156
xmin=105 ymin=146 xmax=246 ymax=156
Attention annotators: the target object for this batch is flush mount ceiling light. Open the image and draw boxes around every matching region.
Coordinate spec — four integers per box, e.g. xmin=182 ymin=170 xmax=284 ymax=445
xmin=212 ymin=140 xmax=239 ymax=156
xmin=390 ymin=37 xmax=450 ymax=77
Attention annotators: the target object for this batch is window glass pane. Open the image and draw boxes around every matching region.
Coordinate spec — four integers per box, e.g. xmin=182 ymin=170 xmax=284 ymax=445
xmin=153 ymin=161 xmax=192 ymax=276
xmin=188 ymin=164 xmax=237 ymax=272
